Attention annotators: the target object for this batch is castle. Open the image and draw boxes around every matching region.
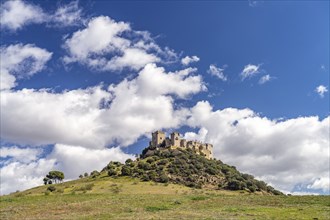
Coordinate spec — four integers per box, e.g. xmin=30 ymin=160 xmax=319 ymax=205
xmin=149 ymin=131 xmax=213 ymax=159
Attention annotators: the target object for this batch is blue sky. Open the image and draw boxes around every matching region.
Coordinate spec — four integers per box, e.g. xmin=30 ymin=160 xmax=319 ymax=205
xmin=0 ymin=0 xmax=329 ymax=195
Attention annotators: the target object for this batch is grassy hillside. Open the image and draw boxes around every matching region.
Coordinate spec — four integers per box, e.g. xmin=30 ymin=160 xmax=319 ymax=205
xmin=1 ymin=148 xmax=329 ymax=219
xmin=1 ymin=176 xmax=329 ymax=220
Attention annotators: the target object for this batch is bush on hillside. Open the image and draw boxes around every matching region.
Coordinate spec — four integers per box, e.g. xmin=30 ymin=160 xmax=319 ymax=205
xmin=100 ymin=147 xmax=283 ymax=195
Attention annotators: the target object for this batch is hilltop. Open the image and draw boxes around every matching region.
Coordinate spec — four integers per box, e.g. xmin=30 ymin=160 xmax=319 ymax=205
xmin=102 ymin=147 xmax=282 ymax=195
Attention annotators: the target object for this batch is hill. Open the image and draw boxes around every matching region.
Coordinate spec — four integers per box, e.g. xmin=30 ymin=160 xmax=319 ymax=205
xmin=101 ymin=147 xmax=283 ymax=195
xmin=1 ymin=176 xmax=329 ymax=219
xmin=1 ymin=147 xmax=329 ymax=219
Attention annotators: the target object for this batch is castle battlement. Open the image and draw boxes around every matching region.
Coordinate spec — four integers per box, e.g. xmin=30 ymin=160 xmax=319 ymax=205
xmin=149 ymin=131 xmax=213 ymax=159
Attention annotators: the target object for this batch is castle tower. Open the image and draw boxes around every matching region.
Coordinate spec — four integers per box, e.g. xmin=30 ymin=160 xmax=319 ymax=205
xmin=170 ymin=132 xmax=180 ymax=147
xmin=151 ymin=131 xmax=165 ymax=147
xmin=180 ymin=139 xmax=187 ymax=148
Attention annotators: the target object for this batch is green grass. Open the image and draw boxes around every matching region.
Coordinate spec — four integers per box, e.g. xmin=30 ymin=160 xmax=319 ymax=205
xmin=1 ymin=176 xmax=329 ymax=220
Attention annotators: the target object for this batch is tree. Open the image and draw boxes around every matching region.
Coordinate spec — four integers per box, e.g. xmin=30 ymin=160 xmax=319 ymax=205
xmin=79 ymin=174 xmax=83 ymax=179
xmin=43 ymin=171 xmax=64 ymax=185
xmin=84 ymin=172 xmax=88 ymax=177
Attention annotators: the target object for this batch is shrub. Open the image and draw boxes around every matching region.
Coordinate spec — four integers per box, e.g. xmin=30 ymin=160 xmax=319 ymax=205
xmin=90 ymin=170 xmax=100 ymax=178
xmin=138 ymin=161 xmax=151 ymax=170
xmin=227 ymin=179 xmax=241 ymax=190
xmin=146 ymin=158 xmax=155 ymax=164
xmin=248 ymin=185 xmax=256 ymax=192
xmin=121 ymin=165 xmax=132 ymax=176
xmin=205 ymin=167 xmax=217 ymax=175
xmin=125 ymin=158 xmax=133 ymax=165
xmin=85 ymin=183 xmax=94 ymax=190
xmin=255 ymin=180 xmax=267 ymax=191
xmin=108 ymin=169 xmax=117 ymax=176
xmin=47 ymin=186 xmax=56 ymax=192
xmin=148 ymin=170 xmax=158 ymax=181
xmin=76 ymin=183 xmax=94 ymax=191
xmin=159 ymin=174 xmax=169 ymax=183
xmin=157 ymin=159 xmax=169 ymax=165
xmin=156 ymin=165 xmax=165 ymax=171
xmin=141 ymin=174 xmax=150 ymax=181
xmin=160 ymin=150 xmax=171 ymax=158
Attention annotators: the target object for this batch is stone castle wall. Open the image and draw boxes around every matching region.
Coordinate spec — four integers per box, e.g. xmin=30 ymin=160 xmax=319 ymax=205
xmin=150 ymin=131 xmax=213 ymax=159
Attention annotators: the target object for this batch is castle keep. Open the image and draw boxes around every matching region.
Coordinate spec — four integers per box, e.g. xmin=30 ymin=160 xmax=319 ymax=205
xmin=150 ymin=131 xmax=213 ymax=159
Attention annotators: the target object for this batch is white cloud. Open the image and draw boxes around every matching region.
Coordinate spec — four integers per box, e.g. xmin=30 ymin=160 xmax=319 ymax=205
xmin=0 ymin=0 xmax=46 ymax=31
xmin=0 ymin=0 xmax=83 ymax=30
xmin=63 ymin=16 xmax=131 ymax=64
xmin=258 ymin=74 xmax=272 ymax=84
xmin=64 ymin=16 xmax=161 ymax=71
xmin=315 ymin=85 xmax=328 ymax=98
xmin=240 ymin=64 xmax=260 ymax=80
xmin=0 ymin=146 xmax=42 ymax=164
xmin=0 ymin=157 xmax=56 ymax=195
xmin=207 ymin=64 xmax=227 ymax=81
xmin=1 ymin=86 xmax=111 ymax=148
xmin=0 ymin=144 xmax=134 ymax=195
xmin=104 ymin=48 xmax=159 ymax=71
xmin=1 ymin=63 xmax=204 ymax=148
xmin=52 ymin=1 xmax=83 ymax=27
xmin=135 ymin=63 xmax=205 ymax=99
xmin=48 ymin=144 xmax=134 ymax=179
xmin=63 ymin=16 xmax=175 ymax=72
xmin=181 ymin=56 xmax=200 ymax=66
xmin=0 ymin=44 xmax=52 ymax=90
xmin=185 ymin=101 xmax=330 ymax=193
xmin=307 ymin=177 xmax=330 ymax=193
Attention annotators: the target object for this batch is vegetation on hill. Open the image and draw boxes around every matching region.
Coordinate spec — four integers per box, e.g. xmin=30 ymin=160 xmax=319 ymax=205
xmin=1 ymin=176 xmax=329 ymax=220
xmin=101 ymin=147 xmax=283 ymax=195
xmin=1 ymin=148 xmax=327 ymax=219
xmin=43 ymin=170 xmax=65 ymax=185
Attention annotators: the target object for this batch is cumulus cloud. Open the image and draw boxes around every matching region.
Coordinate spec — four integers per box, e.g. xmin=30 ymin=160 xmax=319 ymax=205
xmin=185 ymin=101 xmax=330 ymax=193
xmin=0 ymin=146 xmax=42 ymax=164
xmin=63 ymin=16 xmax=131 ymax=64
xmin=0 ymin=157 xmax=56 ymax=195
xmin=48 ymin=144 xmax=134 ymax=180
xmin=240 ymin=64 xmax=260 ymax=80
xmin=0 ymin=0 xmax=83 ymax=31
xmin=207 ymin=64 xmax=227 ymax=81
xmin=63 ymin=16 xmax=175 ymax=71
xmin=104 ymin=48 xmax=160 ymax=71
xmin=0 ymin=44 xmax=52 ymax=90
xmin=1 ymin=86 xmax=111 ymax=147
xmin=315 ymin=85 xmax=328 ymax=98
xmin=258 ymin=74 xmax=272 ymax=84
xmin=0 ymin=0 xmax=46 ymax=31
xmin=1 ymin=64 xmax=204 ymax=148
xmin=0 ymin=144 xmax=133 ymax=195
xmin=181 ymin=55 xmax=200 ymax=66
